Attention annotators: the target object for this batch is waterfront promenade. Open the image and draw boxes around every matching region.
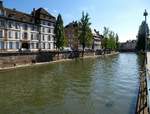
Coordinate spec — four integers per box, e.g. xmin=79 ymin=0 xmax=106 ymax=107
xmin=136 ymin=52 xmax=150 ymax=114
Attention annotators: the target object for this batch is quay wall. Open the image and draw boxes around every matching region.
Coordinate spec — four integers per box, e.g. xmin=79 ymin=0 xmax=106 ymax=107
xmin=0 ymin=50 xmax=113 ymax=69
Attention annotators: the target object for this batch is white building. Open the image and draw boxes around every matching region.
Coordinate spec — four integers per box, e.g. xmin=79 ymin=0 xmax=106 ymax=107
xmin=0 ymin=1 xmax=56 ymax=52
xmin=92 ymin=29 xmax=102 ymax=50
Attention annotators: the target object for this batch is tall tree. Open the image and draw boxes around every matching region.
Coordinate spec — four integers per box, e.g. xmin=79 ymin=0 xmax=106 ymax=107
xmin=54 ymin=14 xmax=65 ymax=50
xmin=115 ymin=33 xmax=119 ymax=50
xmin=136 ymin=21 xmax=149 ymax=51
xmin=79 ymin=12 xmax=93 ymax=56
xmin=102 ymin=27 xmax=119 ymax=51
xmin=102 ymin=27 xmax=109 ymax=49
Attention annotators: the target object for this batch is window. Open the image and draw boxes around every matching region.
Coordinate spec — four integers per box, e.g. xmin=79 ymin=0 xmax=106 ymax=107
xmin=36 ymin=43 xmax=38 ymax=49
xmin=42 ymin=27 xmax=45 ymax=32
xmin=43 ymin=43 xmax=45 ymax=49
xmin=23 ymin=32 xmax=28 ymax=40
xmin=0 ymin=30 xmax=3 ymax=38
xmin=9 ymin=31 xmax=12 ymax=38
xmin=36 ymin=34 xmax=39 ymax=40
xmin=0 ymin=20 xmax=4 ymax=27
xmin=48 ymin=43 xmax=51 ymax=49
xmin=48 ymin=35 xmax=51 ymax=41
xmin=48 ymin=23 xmax=50 ymax=26
xmin=8 ymin=22 xmax=13 ymax=28
xmin=15 ymin=32 xmax=19 ymax=39
xmin=43 ymin=35 xmax=44 ymax=41
xmin=31 ymin=43 xmax=34 ymax=49
xmin=16 ymin=42 xmax=19 ymax=49
xmin=48 ymin=28 xmax=51 ymax=33
xmin=15 ymin=23 xmax=20 ymax=29
xmin=31 ymin=34 xmax=34 ymax=40
xmin=24 ymin=24 xmax=28 ymax=30
xmin=9 ymin=42 xmax=13 ymax=49
xmin=0 ymin=41 xmax=4 ymax=49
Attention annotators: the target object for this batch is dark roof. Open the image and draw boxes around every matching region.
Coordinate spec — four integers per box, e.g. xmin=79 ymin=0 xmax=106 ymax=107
xmin=65 ymin=21 xmax=78 ymax=28
xmin=34 ymin=8 xmax=56 ymax=22
xmin=5 ymin=8 xmax=34 ymax=24
xmin=0 ymin=6 xmax=56 ymax=24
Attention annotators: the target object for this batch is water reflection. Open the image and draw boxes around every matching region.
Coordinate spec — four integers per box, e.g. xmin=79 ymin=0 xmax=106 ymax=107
xmin=0 ymin=53 xmax=141 ymax=114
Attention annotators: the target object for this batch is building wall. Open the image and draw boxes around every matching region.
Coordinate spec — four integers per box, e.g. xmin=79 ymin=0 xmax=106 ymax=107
xmin=0 ymin=5 xmax=55 ymax=52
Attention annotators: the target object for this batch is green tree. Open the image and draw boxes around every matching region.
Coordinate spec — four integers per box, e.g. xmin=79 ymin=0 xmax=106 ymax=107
xmin=115 ymin=33 xmax=119 ymax=50
xmin=54 ymin=14 xmax=65 ymax=50
xmin=72 ymin=21 xmax=80 ymax=50
xmin=102 ymin=27 xmax=119 ymax=51
xmin=102 ymin=27 xmax=109 ymax=49
xmin=79 ymin=12 xmax=93 ymax=56
xmin=136 ymin=21 xmax=149 ymax=51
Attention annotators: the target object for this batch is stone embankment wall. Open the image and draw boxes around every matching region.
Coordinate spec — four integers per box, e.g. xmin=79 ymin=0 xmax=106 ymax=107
xmin=0 ymin=50 xmax=113 ymax=69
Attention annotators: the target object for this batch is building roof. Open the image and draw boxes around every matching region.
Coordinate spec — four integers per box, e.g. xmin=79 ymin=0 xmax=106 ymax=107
xmin=34 ymin=8 xmax=55 ymax=22
xmin=4 ymin=8 xmax=34 ymax=24
xmin=0 ymin=1 xmax=56 ymax=24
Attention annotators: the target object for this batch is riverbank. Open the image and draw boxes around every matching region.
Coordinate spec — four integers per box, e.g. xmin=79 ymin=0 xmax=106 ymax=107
xmin=0 ymin=51 xmax=119 ymax=71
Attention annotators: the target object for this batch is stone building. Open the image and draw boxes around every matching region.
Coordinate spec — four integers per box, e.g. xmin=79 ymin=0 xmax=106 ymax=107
xmin=65 ymin=21 xmax=79 ymax=50
xmin=65 ymin=22 xmax=102 ymax=51
xmin=0 ymin=1 xmax=56 ymax=52
xmin=119 ymin=40 xmax=137 ymax=52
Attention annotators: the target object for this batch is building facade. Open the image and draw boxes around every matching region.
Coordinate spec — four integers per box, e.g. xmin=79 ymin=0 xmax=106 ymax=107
xmin=0 ymin=1 xmax=56 ymax=52
xmin=92 ymin=29 xmax=102 ymax=50
xmin=65 ymin=21 xmax=79 ymax=50
xmin=119 ymin=40 xmax=137 ymax=52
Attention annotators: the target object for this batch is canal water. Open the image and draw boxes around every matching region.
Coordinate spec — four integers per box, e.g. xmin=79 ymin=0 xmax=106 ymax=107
xmin=0 ymin=53 xmax=141 ymax=114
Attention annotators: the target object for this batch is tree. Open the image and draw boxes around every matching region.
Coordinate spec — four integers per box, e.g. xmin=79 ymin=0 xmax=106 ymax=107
xmin=54 ymin=14 xmax=65 ymax=50
xmin=102 ymin=27 xmax=119 ymax=51
xmin=79 ymin=12 xmax=93 ymax=56
xmin=115 ymin=33 xmax=119 ymax=50
xmin=102 ymin=27 xmax=109 ymax=49
xmin=72 ymin=21 xmax=80 ymax=50
xmin=136 ymin=21 xmax=149 ymax=51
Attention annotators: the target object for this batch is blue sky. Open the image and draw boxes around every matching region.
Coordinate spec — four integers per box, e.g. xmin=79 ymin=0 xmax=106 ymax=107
xmin=3 ymin=0 xmax=150 ymax=42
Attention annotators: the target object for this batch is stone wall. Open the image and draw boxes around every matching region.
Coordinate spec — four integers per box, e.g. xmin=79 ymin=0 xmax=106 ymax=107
xmin=0 ymin=50 xmax=109 ymax=69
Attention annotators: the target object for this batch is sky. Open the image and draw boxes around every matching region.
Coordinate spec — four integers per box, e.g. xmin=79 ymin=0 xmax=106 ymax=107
xmin=3 ymin=0 xmax=150 ymax=42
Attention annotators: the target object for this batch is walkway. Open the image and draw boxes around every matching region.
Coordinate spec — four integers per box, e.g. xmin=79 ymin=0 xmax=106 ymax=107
xmin=136 ymin=52 xmax=150 ymax=114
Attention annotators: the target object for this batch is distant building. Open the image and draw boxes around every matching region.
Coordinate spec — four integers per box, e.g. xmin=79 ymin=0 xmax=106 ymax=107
xmin=92 ymin=29 xmax=102 ymax=50
xmin=65 ymin=22 xmax=102 ymax=50
xmin=65 ymin=21 xmax=79 ymax=50
xmin=119 ymin=40 xmax=137 ymax=52
xmin=0 ymin=1 xmax=56 ymax=52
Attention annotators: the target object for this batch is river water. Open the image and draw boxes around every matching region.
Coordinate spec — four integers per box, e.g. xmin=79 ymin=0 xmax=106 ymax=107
xmin=0 ymin=53 xmax=141 ymax=114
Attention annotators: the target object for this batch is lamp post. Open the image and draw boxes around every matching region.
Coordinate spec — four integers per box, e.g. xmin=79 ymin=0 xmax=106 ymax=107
xmin=144 ymin=9 xmax=148 ymax=52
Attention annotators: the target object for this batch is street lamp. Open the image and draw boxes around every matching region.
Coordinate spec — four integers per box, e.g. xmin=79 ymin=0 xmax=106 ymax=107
xmin=144 ymin=9 xmax=148 ymax=22
xmin=143 ymin=9 xmax=148 ymax=52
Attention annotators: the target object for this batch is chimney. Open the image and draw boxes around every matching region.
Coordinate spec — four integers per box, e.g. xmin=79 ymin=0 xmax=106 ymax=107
xmin=0 ymin=0 xmax=3 ymax=7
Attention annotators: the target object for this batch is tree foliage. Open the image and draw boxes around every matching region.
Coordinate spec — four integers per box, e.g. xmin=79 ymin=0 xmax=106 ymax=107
xmin=136 ymin=21 xmax=149 ymax=51
xmin=54 ymin=14 xmax=65 ymax=50
xmin=79 ymin=12 xmax=93 ymax=51
xmin=102 ymin=27 xmax=119 ymax=50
